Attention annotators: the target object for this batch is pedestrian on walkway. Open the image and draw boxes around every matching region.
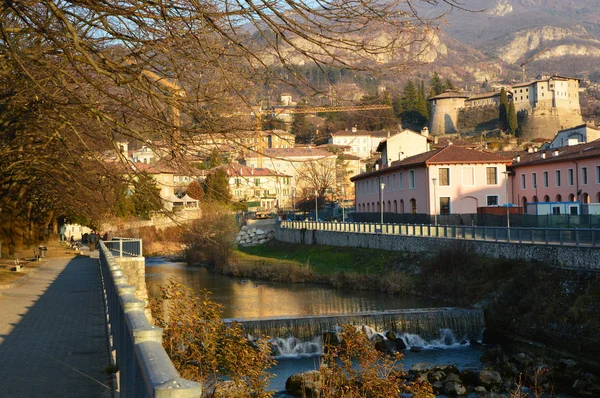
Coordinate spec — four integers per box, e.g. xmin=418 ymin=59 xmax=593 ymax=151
xmin=59 ymin=224 xmax=66 ymax=242
xmin=88 ymin=230 xmax=97 ymax=252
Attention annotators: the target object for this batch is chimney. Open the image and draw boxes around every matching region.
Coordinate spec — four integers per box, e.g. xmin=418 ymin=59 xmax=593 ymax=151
xmin=553 ymin=150 xmax=559 ymax=157
xmin=352 ymin=126 xmax=357 ymax=133
xmin=534 ymin=147 xmax=538 ymax=152
xmin=375 ymin=164 xmax=379 ymax=171
xmin=516 ymin=155 xmax=521 ymax=162
xmin=399 ymin=151 xmax=405 ymax=161
xmin=421 ymin=126 xmax=429 ymax=137
xmin=541 ymin=153 xmax=546 ymax=159
xmin=387 ymin=131 xmax=390 ymax=138
xmin=528 ymin=147 xmax=534 ymax=153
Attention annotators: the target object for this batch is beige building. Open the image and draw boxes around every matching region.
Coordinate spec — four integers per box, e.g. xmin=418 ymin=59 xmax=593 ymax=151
xmin=200 ymin=163 xmax=292 ymax=210
xmin=329 ymin=127 xmax=391 ymax=159
xmin=376 ymin=128 xmax=431 ymax=168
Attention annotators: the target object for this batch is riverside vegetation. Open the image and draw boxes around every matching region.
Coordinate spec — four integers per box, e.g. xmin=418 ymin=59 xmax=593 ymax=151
xmin=138 ymin=215 xmax=600 ymax=396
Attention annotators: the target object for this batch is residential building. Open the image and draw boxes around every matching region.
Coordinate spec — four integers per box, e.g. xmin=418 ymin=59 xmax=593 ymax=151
xmin=509 ymin=140 xmax=600 ymax=213
xmin=351 ymin=145 xmax=512 ymax=215
xmin=200 ymin=163 xmax=292 ymax=210
xmin=549 ymin=124 xmax=600 ymax=149
xmin=329 ymin=127 xmax=392 ymax=159
xmin=376 ymin=128 xmax=431 ymax=167
xmin=132 ymin=163 xmax=199 ymax=211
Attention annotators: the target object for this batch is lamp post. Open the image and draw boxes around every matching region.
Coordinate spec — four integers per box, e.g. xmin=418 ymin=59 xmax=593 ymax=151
xmin=341 ymin=186 xmax=345 ymax=223
xmin=503 ymin=171 xmax=511 ymax=241
xmin=380 ymin=183 xmax=385 ymax=224
xmin=291 ymin=187 xmax=296 ymax=220
xmin=314 ymin=189 xmax=318 ymax=222
xmin=432 ymin=177 xmax=438 ymax=226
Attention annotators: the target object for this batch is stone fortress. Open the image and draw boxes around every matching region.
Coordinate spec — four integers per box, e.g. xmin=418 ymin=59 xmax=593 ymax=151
xmin=428 ymin=75 xmax=583 ymax=140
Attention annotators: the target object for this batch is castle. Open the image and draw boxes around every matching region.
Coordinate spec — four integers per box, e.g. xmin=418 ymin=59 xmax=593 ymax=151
xmin=428 ymin=75 xmax=583 ymax=140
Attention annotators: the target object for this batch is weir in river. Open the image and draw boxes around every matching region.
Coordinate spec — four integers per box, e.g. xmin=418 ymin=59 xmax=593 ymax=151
xmin=228 ymin=307 xmax=485 ymax=342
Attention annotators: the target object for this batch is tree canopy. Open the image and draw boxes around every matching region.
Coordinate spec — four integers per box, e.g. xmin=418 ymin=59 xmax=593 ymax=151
xmin=0 ymin=1 xmax=466 ymax=250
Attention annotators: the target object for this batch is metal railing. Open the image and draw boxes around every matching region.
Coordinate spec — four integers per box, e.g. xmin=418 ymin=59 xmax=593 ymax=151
xmin=98 ymin=241 xmax=202 ymax=397
xmin=104 ymin=237 xmax=143 ymax=257
xmin=280 ymin=220 xmax=600 ymax=247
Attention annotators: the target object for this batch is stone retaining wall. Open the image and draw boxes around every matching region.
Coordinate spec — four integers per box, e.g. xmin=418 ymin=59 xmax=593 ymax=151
xmin=275 ymin=228 xmax=600 ymax=270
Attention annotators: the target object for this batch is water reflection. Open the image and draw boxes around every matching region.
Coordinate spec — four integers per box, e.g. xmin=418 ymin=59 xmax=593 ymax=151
xmin=146 ymin=257 xmax=435 ymax=320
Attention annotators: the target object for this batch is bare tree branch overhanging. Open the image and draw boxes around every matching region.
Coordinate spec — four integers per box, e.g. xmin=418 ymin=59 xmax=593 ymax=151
xmin=0 ymin=0 xmax=465 ymax=248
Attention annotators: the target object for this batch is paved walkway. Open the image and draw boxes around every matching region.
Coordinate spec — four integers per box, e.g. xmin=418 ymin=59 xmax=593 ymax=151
xmin=0 ymin=251 xmax=111 ymax=397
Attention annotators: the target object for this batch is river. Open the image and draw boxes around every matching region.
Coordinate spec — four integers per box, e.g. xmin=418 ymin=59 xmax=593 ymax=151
xmin=146 ymin=257 xmax=488 ymax=394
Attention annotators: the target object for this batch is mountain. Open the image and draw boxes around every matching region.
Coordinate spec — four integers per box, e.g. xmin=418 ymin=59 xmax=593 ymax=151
xmin=438 ymin=0 xmax=600 ymax=82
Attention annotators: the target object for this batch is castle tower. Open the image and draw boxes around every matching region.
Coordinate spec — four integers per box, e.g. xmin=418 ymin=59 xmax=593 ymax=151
xmin=428 ymin=91 xmax=469 ymax=136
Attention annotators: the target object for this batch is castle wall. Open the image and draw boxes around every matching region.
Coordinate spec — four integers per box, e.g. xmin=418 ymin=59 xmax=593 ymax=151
xmin=429 ymin=97 xmax=465 ymax=136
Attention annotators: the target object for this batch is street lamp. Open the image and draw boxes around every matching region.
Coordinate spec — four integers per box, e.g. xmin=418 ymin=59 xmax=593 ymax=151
xmin=291 ymin=187 xmax=296 ymax=220
xmin=341 ymin=186 xmax=345 ymax=223
xmin=314 ymin=189 xmax=318 ymax=222
xmin=432 ymin=177 xmax=438 ymax=226
xmin=380 ymin=183 xmax=385 ymax=224
xmin=503 ymin=171 xmax=511 ymax=241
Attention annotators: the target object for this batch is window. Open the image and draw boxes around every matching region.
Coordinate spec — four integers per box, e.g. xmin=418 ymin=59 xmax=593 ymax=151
xmin=556 ymin=170 xmax=561 ymax=187
xmin=386 ymin=175 xmax=390 ymax=190
xmin=439 ymin=197 xmax=451 ymax=215
xmin=486 ymin=167 xmax=498 ymax=185
xmin=532 ymin=173 xmax=537 ymax=189
xmin=399 ymin=172 xmax=404 ymax=190
xmin=457 ymin=168 xmax=472 ymax=188
xmin=439 ymin=168 xmax=450 ymax=186
xmin=568 ymin=168 xmax=574 ymax=186
xmin=543 ymin=171 xmax=549 ymax=188
xmin=392 ymin=174 xmax=396 ymax=191
xmin=254 ymin=178 xmax=260 ymax=186
xmin=487 ymin=195 xmax=499 ymax=206
xmin=596 ymin=166 xmax=600 ymax=184
xmin=520 ymin=174 xmax=526 ymax=190
xmin=409 ymin=170 xmax=415 ymax=189
xmin=582 ymin=167 xmax=588 ymax=185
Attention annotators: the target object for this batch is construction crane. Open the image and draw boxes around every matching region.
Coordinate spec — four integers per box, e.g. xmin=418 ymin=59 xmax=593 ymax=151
xmin=520 ymin=48 xmax=550 ymax=83
xmin=254 ymin=103 xmax=393 ymax=167
xmin=126 ymin=60 xmax=185 ymax=144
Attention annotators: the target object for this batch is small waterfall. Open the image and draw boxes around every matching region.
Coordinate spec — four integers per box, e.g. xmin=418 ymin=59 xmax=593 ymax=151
xmin=231 ymin=307 xmax=484 ymax=346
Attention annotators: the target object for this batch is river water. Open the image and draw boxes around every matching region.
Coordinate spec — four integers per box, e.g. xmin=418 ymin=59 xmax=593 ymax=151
xmin=146 ymin=257 xmax=488 ymax=393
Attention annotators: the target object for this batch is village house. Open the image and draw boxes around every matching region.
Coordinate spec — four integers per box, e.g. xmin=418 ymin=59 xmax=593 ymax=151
xmin=199 ymin=163 xmax=292 ymax=210
xmin=329 ymin=127 xmax=392 ymax=159
xmin=131 ymin=163 xmax=199 ymax=211
xmin=376 ymin=128 xmax=431 ymax=168
xmin=549 ymin=124 xmax=600 ymax=149
xmin=509 ymin=139 xmax=600 ymax=215
xmin=351 ymin=145 xmax=512 ymax=215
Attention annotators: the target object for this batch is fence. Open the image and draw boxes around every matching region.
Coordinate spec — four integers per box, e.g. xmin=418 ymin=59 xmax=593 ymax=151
xmin=280 ymin=221 xmax=600 ymax=247
xmin=98 ymin=241 xmax=202 ymax=397
xmin=353 ymin=212 xmax=600 ymax=228
xmin=104 ymin=237 xmax=143 ymax=257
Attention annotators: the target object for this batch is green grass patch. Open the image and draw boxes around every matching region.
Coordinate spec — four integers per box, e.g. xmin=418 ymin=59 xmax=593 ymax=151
xmin=234 ymin=241 xmax=407 ymax=276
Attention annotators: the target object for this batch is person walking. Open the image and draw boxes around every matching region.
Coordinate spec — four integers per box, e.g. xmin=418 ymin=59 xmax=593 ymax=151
xmin=88 ymin=230 xmax=97 ymax=252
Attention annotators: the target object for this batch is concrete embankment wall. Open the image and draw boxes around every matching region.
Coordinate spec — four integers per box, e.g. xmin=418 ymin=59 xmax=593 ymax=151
xmin=275 ymin=228 xmax=600 ymax=270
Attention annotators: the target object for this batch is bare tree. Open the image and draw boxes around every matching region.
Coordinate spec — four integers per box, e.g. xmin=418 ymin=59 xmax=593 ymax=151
xmin=0 ymin=1 xmax=466 ymax=247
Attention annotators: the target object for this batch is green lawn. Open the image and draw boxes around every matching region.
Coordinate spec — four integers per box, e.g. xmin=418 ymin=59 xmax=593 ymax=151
xmin=234 ymin=242 xmax=407 ymax=275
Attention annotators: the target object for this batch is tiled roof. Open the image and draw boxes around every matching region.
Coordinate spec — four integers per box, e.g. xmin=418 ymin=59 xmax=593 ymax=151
xmin=245 ymin=147 xmax=334 ymax=159
xmin=428 ymin=90 xmax=470 ymax=100
xmin=511 ymin=139 xmax=600 ymax=167
xmin=332 ymin=129 xmax=390 ymax=138
xmin=199 ymin=162 xmax=291 ymax=177
xmin=465 ymin=91 xmax=500 ymax=100
xmin=350 ymin=145 xmax=511 ymax=181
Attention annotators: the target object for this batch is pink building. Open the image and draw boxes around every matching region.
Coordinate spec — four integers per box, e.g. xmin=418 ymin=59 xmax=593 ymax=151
xmin=509 ymin=140 xmax=600 ymax=213
xmin=351 ymin=145 xmax=512 ymax=215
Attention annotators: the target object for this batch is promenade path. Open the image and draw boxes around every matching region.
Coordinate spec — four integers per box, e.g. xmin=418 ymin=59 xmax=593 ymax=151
xmin=0 ymin=244 xmax=112 ymax=397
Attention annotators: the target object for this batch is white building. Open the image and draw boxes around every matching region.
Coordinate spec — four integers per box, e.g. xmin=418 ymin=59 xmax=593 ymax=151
xmin=329 ymin=127 xmax=391 ymax=159
xmin=376 ymin=128 xmax=431 ymax=168
xmin=549 ymin=124 xmax=600 ymax=149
